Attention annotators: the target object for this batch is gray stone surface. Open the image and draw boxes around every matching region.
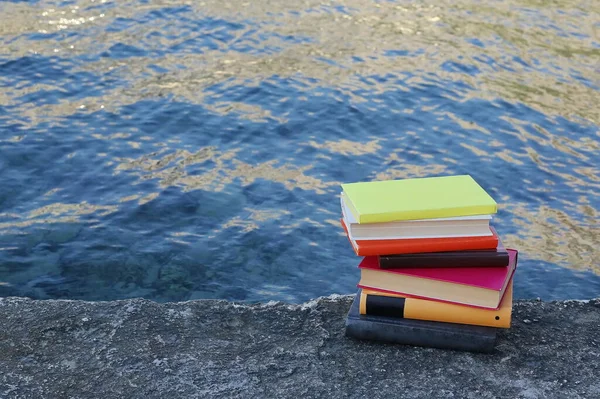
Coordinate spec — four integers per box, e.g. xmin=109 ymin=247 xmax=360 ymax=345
xmin=1 ymin=295 xmax=599 ymax=399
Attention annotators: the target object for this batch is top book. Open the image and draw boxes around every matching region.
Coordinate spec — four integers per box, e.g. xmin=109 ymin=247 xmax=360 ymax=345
xmin=341 ymin=175 xmax=497 ymax=224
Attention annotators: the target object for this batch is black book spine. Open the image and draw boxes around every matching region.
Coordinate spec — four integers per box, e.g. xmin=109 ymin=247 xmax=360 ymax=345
xmin=378 ymin=253 xmax=510 ymax=269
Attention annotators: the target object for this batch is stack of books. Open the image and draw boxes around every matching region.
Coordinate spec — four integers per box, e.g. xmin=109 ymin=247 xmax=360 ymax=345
xmin=341 ymin=175 xmax=518 ymax=353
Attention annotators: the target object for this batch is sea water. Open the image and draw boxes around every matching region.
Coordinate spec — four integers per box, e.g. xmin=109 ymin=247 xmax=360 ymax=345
xmin=0 ymin=0 xmax=598 ymax=302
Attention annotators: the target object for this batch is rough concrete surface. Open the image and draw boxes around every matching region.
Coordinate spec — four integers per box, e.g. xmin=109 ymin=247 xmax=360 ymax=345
xmin=1 ymin=295 xmax=599 ymax=399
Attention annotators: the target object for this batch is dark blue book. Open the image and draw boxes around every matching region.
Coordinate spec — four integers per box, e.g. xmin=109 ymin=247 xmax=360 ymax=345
xmin=345 ymin=290 xmax=498 ymax=353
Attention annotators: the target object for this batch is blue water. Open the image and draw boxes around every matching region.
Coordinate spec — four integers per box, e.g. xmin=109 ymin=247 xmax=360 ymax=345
xmin=0 ymin=0 xmax=599 ymax=302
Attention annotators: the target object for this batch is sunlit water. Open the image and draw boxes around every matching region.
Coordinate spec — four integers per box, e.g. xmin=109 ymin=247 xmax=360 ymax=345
xmin=0 ymin=0 xmax=598 ymax=302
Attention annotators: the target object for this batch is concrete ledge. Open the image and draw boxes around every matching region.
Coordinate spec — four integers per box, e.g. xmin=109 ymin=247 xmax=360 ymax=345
xmin=1 ymin=295 xmax=599 ymax=398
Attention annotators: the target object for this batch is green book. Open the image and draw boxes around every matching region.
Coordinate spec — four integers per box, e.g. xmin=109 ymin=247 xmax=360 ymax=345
xmin=341 ymin=175 xmax=497 ymax=224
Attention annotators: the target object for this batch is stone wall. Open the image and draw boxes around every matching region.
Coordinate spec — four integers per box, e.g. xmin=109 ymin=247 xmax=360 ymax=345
xmin=1 ymin=295 xmax=599 ymax=398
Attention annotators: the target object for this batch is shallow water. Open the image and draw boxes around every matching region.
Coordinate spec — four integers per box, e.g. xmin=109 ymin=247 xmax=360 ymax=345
xmin=0 ymin=0 xmax=598 ymax=302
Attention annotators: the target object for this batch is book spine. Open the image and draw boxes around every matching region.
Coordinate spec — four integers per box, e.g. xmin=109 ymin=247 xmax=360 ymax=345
xmin=345 ymin=315 xmax=497 ymax=353
xmin=378 ymin=254 xmax=510 ymax=269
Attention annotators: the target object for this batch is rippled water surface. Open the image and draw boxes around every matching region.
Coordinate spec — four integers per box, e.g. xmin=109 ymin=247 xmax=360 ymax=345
xmin=1 ymin=0 xmax=599 ymax=302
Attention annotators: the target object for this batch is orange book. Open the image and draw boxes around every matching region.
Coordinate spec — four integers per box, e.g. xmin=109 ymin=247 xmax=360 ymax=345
xmin=359 ymin=279 xmax=514 ymax=328
xmin=341 ymin=218 xmax=499 ymax=256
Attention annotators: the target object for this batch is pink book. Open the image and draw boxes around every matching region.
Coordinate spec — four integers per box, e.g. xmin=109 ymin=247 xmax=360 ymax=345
xmin=358 ymin=249 xmax=518 ymax=309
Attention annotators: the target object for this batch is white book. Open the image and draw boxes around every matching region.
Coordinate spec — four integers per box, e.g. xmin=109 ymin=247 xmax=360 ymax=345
xmin=340 ymin=196 xmax=492 ymax=241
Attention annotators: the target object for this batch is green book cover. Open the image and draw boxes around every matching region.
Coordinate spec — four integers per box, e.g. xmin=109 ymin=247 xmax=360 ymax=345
xmin=341 ymin=175 xmax=497 ymax=224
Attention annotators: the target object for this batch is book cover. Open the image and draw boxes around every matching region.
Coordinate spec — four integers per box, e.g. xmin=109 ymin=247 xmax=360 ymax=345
xmin=341 ymin=175 xmax=497 ymax=224
xmin=341 ymin=195 xmax=493 ymax=240
xmin=360 ymin=279 xmax=514 ymax=328
xmin=341 ymin=218 xmax=499 ymax=256
xmin=345 ymin=290 xmax=498 ymax=353
xmin=358 ymin=249 xmax=518 ymax=309
xmin=378 ymin=234 xmax=509 ymax=269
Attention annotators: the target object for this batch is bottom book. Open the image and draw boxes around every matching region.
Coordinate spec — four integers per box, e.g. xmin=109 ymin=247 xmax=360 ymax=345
xmin=345 ymin=289 xmax=498 ymax=353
